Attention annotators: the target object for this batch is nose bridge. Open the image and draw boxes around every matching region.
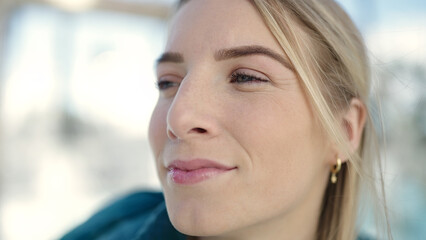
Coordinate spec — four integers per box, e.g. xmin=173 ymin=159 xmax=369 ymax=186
xmin=166 ymin=71 xmax=217 ymax=139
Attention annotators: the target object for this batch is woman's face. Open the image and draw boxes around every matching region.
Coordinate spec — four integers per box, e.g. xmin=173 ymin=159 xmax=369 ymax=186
xmin=149 ymin=0 xmax=332 ymax=238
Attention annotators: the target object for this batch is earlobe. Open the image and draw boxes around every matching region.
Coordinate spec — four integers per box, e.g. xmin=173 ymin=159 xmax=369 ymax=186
xmin=341 ymin=98 xmax=367 ymax=153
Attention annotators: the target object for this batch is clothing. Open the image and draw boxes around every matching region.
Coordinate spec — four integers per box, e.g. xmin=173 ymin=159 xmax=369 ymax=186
xmin=60 ymin=191 xmax=186 ymax=240
xmin=60 ymin=191 xmax=374 ymax=240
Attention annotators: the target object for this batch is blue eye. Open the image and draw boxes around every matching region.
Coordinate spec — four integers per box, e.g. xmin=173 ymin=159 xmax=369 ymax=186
xmin=156 ymin=80 xmax=179 ymax=90
xmin=230 ymin=72 xmax=269 ymax=84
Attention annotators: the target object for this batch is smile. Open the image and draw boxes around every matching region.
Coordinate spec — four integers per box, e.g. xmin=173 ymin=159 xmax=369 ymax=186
xmin=167 ymin=159 xmax=237 ymax=185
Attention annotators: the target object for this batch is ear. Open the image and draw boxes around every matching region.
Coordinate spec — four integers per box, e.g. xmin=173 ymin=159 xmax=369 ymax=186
xmin=338 ymin=98 xmax=367 ymax=160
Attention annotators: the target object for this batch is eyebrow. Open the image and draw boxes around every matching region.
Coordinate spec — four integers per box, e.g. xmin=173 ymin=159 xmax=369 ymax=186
xmin=156 ymin=52 xmax=184 ymax=64
xmin=156 ymin=45 xmax=293 ymax=70
xmin=215 ymin=45 xmax=293 ymax=70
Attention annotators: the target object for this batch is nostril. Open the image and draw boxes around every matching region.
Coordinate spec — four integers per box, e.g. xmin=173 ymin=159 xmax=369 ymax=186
xmin=192 ymin=127 xmax=207 ymax=134
xmin=167 ymin=128 xmax=178 ymax=140
xmin=167 ymin=127 xmax=208 ymax=140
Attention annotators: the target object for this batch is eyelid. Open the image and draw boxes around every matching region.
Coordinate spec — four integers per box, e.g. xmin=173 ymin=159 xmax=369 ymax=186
xmin=156 ymin=73 xmax=183 ymax=92
xmin=232 ymin=68 xmax=270 ymax=81
xmin=157 ymin=74 xmax=182 ymax=82
xmin=156 ymin=63 xmax=185 ymax=79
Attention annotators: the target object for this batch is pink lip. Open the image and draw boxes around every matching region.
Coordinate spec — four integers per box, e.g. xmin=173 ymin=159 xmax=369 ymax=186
xmin=167 ymin=159 xmax=236 ymax=185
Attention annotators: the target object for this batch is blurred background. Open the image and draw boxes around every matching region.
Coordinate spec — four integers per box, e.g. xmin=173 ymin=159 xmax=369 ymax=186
xmin=0 ymin=0 xmax=424 ymax=239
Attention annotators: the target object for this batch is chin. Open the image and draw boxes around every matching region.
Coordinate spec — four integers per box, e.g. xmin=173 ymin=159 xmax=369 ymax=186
xmin=165 ymin=194 xmax=236 ymax=237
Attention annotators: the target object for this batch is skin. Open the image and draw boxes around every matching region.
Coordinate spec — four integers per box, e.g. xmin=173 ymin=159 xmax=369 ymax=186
xmin=149 ymin=0 xmax=366 ymax=239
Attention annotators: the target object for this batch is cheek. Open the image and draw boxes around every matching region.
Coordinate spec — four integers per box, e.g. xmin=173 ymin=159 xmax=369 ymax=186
xmin=230 ymin=93 xmax=325 ymax=202
xmin=232 ymin=92 xmax=316 ymax=165
xmin=148 ymin=101 xmax=169 ymax=157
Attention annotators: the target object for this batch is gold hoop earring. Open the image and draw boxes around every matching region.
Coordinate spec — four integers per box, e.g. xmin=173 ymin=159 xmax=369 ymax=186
xmin=330 ymin=158 xmax=342 ymax=184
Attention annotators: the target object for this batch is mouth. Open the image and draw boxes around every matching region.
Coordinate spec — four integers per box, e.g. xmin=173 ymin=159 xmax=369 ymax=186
xmin=167 ymin=159 xmax=237 ymax=185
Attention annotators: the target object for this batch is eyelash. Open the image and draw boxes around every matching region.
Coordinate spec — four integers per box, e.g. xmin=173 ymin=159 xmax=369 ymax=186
xmin=156 ymin=71 xmax=269 ymax=91
xmin=230 ymin=72 xmax=269 ymax=84
xmin=156 ymin=80 xmax=178 ymax=90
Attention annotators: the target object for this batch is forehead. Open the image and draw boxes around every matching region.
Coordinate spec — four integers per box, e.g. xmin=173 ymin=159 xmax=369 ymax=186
xmin=166 ymin=0 xmax=283 ymax=55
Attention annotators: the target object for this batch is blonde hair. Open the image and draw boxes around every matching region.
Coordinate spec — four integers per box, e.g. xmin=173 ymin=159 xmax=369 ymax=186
xmin=178 ymin=0 xmax=390 ymax=239
xmin=251 ymin=0 xmax=390 ymax=239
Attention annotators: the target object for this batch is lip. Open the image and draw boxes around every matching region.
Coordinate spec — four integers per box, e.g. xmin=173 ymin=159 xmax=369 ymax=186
xmin=167 ymin=159 xmax=236 ymax=185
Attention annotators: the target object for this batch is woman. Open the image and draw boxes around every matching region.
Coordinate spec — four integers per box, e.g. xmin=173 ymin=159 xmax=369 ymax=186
xmin=61 ymin=0 xmax=390 ymax=239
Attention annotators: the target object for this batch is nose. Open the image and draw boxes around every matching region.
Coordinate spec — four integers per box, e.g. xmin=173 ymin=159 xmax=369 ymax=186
xmin=166 ymin=74 xmax=219 ymax=141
